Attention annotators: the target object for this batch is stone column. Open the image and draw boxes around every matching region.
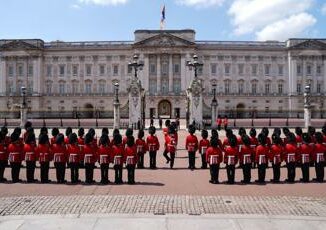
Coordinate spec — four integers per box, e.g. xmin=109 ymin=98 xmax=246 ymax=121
xmin=128 ymin=79 xmax=143 ymax=128
xmin=211 ymin=100 xmax=218 ymax=128
xmin=287 ymin=53 xmax=296 ymax=117
xmin=187 ymin=78 xmax=204 ymax=128
xmin=304 ymin=86 xmax=311 ymax=129
xmin=180 ymin=54 xmax=186 ymax=91
xmin=113 ymin=101 xmax=120 ymax=129
xmin=33 ymin=56 xmax=42 ymax=95
xmin=143 ymin=54 xmax=149 ymax=91
xmin=156 ymin=55 xmax=161 ymax=93
xmin=169 ymin=54 xmax=173 ymax=92
xmin=0 ymin=57 xmax=6 ymax=95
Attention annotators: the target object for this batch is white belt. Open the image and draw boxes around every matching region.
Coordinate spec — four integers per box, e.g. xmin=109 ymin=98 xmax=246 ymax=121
xmin=114 ymin=155 xmax=122 ymax=165
xmin=126 ymin=156 xmax=135 ymax=165
xmin=25 ymin=152 xmax=35 ymax=161
xmin=39 ymin=152 xmax=50 ymax=162
xmin=209 ymin=155 xmax=218 ymax=165
xmin=287 ymin=153 xmax=296 ymax=163
xmin=201 ymin=146 xmax=207 ymax=155
xmin=227 ymin=155 xmax=235 ymax=165
xmin=137 ymin=145 xmax=143 ymax=153
xmin=9 ymin=152 xmax=20 ymax=162
xmin=100 ymin=154 xmax=109 ymax=164
xmin=243 ymin=154 xmax=251 ymax=164
xmin=273 ymin=154 xmax=281 ymax=164
xmin=238 ymin=145 xmax=242 ymax=152
xmin=84 ymin=154 xmax=93 ymax=164
xmin=316 ymin=153 xmax=324 ymax=163
xmin=69 ymin=153 xmax=78 ymax=163
xmin=259 ymin=155 xmax=266 ymax=165
xmin=301 ymin=154 xmax=309 ymax=164
xmin=187 ymin=145 xmax=195 ymax=152
xmin=149 ymin=144 xmax=156 ymax=151
xmin=54 ymin=153 xmax=64 ymax=162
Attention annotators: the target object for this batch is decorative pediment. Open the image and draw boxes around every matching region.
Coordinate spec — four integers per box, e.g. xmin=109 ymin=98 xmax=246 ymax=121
xmin=289 ymin=40 xmax=326 ymax=50
xmin=134 ymin=33 xmax=195 ymax=48
xmin=0 ymin=40 xmax=42 ymax=51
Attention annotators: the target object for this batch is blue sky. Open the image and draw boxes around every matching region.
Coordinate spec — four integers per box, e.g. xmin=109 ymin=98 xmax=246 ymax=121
xmin=0 ymin=0 xmax=326 ymax=42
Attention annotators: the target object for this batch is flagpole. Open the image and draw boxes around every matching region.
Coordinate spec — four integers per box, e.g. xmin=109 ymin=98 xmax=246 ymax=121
xmin=160 ymin=4 xmax=165 ymax=30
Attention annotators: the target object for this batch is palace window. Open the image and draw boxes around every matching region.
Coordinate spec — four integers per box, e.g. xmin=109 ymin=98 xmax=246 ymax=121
xmin=59 ymin=83 xmax=65 ymax=94
xmin=28 ymin=65 xmax=33 ymax=76
xmin=224 ymin=81 xmax=230 ymax=94
xmin=264 ymin=64 xmax=270 ymax=76
xmin=99 ymin=83 xmax=105 ymax=94
xmin=47 ymin=65 xmax=52 ymax=77
xmin=297 ymin=83 xmax=301 ymax=94
xmin=251 ymin=83 xmax=257 ymax=94
xmin=265 ymin=83 xmax=270 ymax=94
xmin=86 ymin=65 xmax=92 ymax=76
xmin=238 ymin=64 xmax=244 ymax=75
xmin=162 ymin=63 xmax=168 ymax=74
xmin=18 ymin=65 xmax=23 ymax=76
xmin=174 ymin=64 xmax=180 ymax=74
xmin=307 ymin=65 xmax=312 ymax=75
xmin=72 ymin=65 xmax=78 ymax=76
xmin=99 ymin=65 xmax=105 ymax=76
xmin=225 ymin=64 xmax=230 ymax=75
xmin=46 ymin=84 xmax=52 ymax=94
xmin=238 ymin=81 xmax=244 ymax=94
xmin=173 ymin=79 xmax=181 ymax=94
xmin=297 ymin=64 xmax=302 ymax=75
xmin=72 ymin=83 xmax=78 ymax=94
xmin=316 ymin=65 xmax=322 ymax=75
xmin=278 ymin=65 xmax=283 ymax=76
xmin=150 ymin=63 xmax=156 ymax=74
xmin=278 ymin=83 xmax=283 ymax=94
xmin=251 ymin=64 xmax=257 ymax=76
xmin=317 ymin=83 xmax=321 ymax=93
xmin=85 ymin=83 xmax=92 ymax=94
xmin=113 ymin=65 xmax=119 ymax=75
xmin=8 ymin=65 xmax=14 ymax=77
xmin=59 ymin=65 xmax=65 ymax=77
xmin=149 ymin=79 xmax=157 ymax=94
xmin=211 ymin=64 xmax=217 ymax=75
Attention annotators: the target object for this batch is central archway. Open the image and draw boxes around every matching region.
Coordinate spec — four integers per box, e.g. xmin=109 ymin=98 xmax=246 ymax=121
xmin=158 ymin=100 xmax=172 ymax=118
xmin=83 ymin=103 xmax=94 ymax=118
xmin=236 ymin=103 xmax=245 ymax=118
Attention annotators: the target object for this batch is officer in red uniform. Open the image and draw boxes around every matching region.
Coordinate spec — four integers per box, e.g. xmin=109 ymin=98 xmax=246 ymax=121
xmin=125 ymin=136 xmax=138 ymax=184
xmin=23 ymin=121 xmax=33 ymax=142
xmin=87 ymin=128 xmax=98 ymax=151
xmin=51 ymin=134 xmax=67 ymax=183
xmin=162 ymin=120 xmax=171 ymax=163
xmin=97 ymin=135 xmax=111 ymax=184
xmin=249 ymin=128 xmax=258 ymax=168
xmin=239 ymin=135 xmax=253 ymax=184
xmin=269 ymin=134 xmax=283 ymax=183
xmin=112 ymin=133 xmax=124 ymax=184
xmin=224 ymin=134 xmax=238 ymax=184
xmin=135 ymin=129 xmax=147 ymax=169
xmin=308 ymin=126 xmax=316 ymax=144
xmin=283 ymin=133 xmax=298 ymax=183
xmin=313 ymin=132 xmax=325 ymax=182
xmin=123 ymin=128 xmax=133 ymax=147
xmin=295 ymin=127 xmax=303 ymax=144
xmin=0 ymin=127 xmax=10 ymax=147
xmin=216 ymin=115 xmax=222 ymax=131
xmin=211 ymin=129 xmax=223 ymax=149
xmin=83 ymin=133 xmax=96 ymax=184
xmin=0 ymin=132 xmax=8 ymax=182
xmin=206 ymin=136 xmax=223 ymax=184
xmin=299 ymin=133 xmax=313 ymax=182
xmin=166 ymin=126 xmax=177 ymax=169
xmin=8 ymin=132 xmax=23 ymax=183
xmin=36 ymin=134 xmax=52 ymax=183
xmin=199 ymin=129 xmax=210 ymax=169
xmin=222 ymin=129 xmax=234 ymax=150
xmin=146 ymin=126 xmax=160 ymax=169
xmin=66 ymin=133 xmax=82 ymax=184
xmin=77 ymin=128 xmax=85 ymax=145
xmin=237 ymin=127 xmax=246 ymax=145
xmin=261 ymin=127 xmax=271 ymax=146
xmin=50 ymin=128 xmax=60 ymax=146
xmin=185 ymin=125 xmax=198 ymax=170
xmin=24 ymin=133 xmax=38 ymax=183
xmin=255 ymin=133 xmax=269 ymax=183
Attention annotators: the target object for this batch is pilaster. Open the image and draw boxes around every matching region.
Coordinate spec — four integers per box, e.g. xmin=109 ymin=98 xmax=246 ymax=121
xmin=157 ymin=55 xmax=161 ymax=93
xmin=169 ymin=54 xmax=173 ymax=92
xmin=0 ymin=57 xmax=6 ymax=95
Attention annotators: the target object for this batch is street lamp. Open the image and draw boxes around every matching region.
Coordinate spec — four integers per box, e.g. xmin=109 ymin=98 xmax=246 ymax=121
xmin=113 ymin=82 xmax=120 ymax=129
xmin=128 ymin=54 xmax=144 ymax=80
xmin=211 ymin=83 xmax=218 ymax=127
xmin=114 ymin=82 xmax=119 ymax=103
xmin=20 ymin=86 xmax=27 ymax=128
xmin=186 ymin=54 xmax=203 ymax=79
xmin=304 ymin=84 xmax=311 ymax=128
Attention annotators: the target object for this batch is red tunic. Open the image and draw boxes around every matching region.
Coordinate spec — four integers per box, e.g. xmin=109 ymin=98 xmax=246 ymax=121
xmin=124 ymin=145 xmax=138 ymax=165
xmin=50 ymin=136 xmax=57 ymax=146
xmin=135 ymin=138 xmax=147 ymax=154
xmin=313 ymin=143 xmax=325 ymax=162
xmin=77 ymin=137 xmax=84 ymax=146
xmin=4 ymin=136 xmax=11 ymax=147
xmin=223 ymin=118 xmax=228 ymax=126
xmin=165 ymin=134 xmax=177 ymax=154
xmin=255 ymin=145 xmax=269 ymax=164
xmin=23 ymin=143 xmax=38 ymax=161
xmin=284 ymin=143 xmax=298 ymax=163
xmin=66 ymin=144 xmax=82 ymax=164
xmin=198 ymin=139 xmax=210 ymax=156
xmin=216 ymin=118 xmax=222 ymax=126
xmin=299 ymin=143 xmax=313 ymax=164
xmin=222 ymin=138 xmax=230 ymax=149
xmin=237 ymin=136 xmax=243 ymax=145
xmin=64 ymin=137 xmax=70 ymax=145
xmin=111 ymin=144 xmax=124 ymax=165
xmin=295 ymin=135 xmax=303 ymax=144
xmin=146 ymin=135 xmax=160 ymax=152
xmin=185 ymin=134 xmax=198 ymax=152
xmin=323 ymin=135 xmax=326 ymax=144
xmin=206 ymin=146 xmax=223 ymax=165
xmin=163 ymin=127 xmax=169 ymax=137
xmin=239 ymin=145 xmax=254 ymax=164
xmin=224 ymin=146 xmax=238 ymax=165
xmin=51 ymin=144 xmax=67 ymax=163
xmin=97 ymin=145 xmax=111 ymax=164
xmin=269 ymin=144 xmax=283 ymax=165
xmin=0 ymin=143 xmax=8 ymax=161
xmin=36 ymin=144 xmax=52 ymax=163
xmin=83 ymin=144 xmax=96 ymax=164
xmin=8 ymin=143 xmax=24 ymax=163
xmin=249 ymin=137 xmax=258 ymax=147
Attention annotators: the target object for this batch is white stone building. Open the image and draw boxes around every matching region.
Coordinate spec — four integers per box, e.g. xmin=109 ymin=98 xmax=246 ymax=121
xmin=0 ymin=29 xmax=325 ymax=120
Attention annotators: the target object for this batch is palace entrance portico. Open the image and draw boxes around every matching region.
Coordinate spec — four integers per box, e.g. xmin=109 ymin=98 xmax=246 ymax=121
xmin=158 ymin=100 xmax=171 ymax=118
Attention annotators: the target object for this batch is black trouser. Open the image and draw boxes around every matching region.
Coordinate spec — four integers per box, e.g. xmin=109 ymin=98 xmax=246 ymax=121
xmin=226 ymin=164 xmax=235 ymax=184
xmin=54 ymin=162 xmax=66 ymax=183
xmin=10 ymin=162 xmax=21 ymax=183
xmin=100 ymin=163 xmax=109 ymax=183
xmin=26 ymin=161 xmax=36 ymax=182
xmin=149 ymin=151 xmax=157 ymax=169
xmin=126 ymin=164 xmax=136 ymax=184
xmin=242 ymin=163 xmax=251 ymax=183
xmin=188 ymin=151 xmax=196 ymax=169
xmin=272 ymin=163 xmax=280 ymax=182
xmin=137 ymin=154 xmax=144 ymax=168
xmin=85 ymin=163 xmax=95 ymax=183
xmin=169 ymin=153 xmax=175 ymax=169
xmin=114 ymin=164 xmax=123 ymax=183
xmin=163 ymin=149 xmax=170 ymax=162
xmin=40 ymin=162 xmax=50 ymax=183
xmin=69 ymin=163 xmax=79 ymax=183
xmin=201 ymin=153 xmax=207 ymax=169
xmin=0 ymin=160 xmax=7 ymax=181
xmin=301 ymin=163 xmax=310 ymax=182
xmin=315 ymin=162 xmax=324 ymax=182
xmin=286 ymin=162 xmax=296 ymax=182
xmin=257 ymin=163 xmax=267 ymax=183
xmin=210 ymin=164 xmax=219 ymax=182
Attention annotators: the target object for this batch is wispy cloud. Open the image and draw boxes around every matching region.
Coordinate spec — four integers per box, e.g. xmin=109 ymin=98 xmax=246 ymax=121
xmin=78 ymin=0 xmax=128 ymax=6
xmin=175 ymin=0 xmax=225 ymax=8
xmin=70 ymin=4 xmax=81 ymax=9
xmin=228 ymin=0 xmax=316 ymax=41
xmin=322 ymin=3 xmax=326 ymax=15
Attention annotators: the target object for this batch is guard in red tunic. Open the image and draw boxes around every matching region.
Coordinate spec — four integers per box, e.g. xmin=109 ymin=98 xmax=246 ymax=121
xmin=162 ymin=120 xmax=171 ymax=163
xmin=146 ymin=126 xmax=160 ymax=169
xmin=123 ymin=128 xmax=133 ymax=147
xmin=224 ymin=134 xmax=238 ymax=184
xmin=322 ymin=126 xmax=326 ymax=144
xmin=51 ymin=134 xmax=67 ymax=183
xmin=23 ymin=121 xmax=33 ymax=143
xmin=216 ymin=115 xmax=222 ymax=131
xmin=313 ymin=132 xmax=325 ymax=182
xmin=222 ymin=129 xmax=234 ymax=150
xmin=261 ymin=127 xmax=271 ymax=146
xmin=36 ymin=134 xmax=52 ymax=183
xmin=239 ymin=135 xmax=253 ymax=184
xmin=299 ymin=133 xmax=313 ymax=182
xmin=283 ymin=133 xmax=298 ymax=183
xmin=111 ymin=134 xmax=124 ymax=184
xmin=0 ymin=132 xmax=8 ymax=182
xmin=206 ymin=136 xmax=223 ymax=184
xmin=199 ymin=129 xmax=210 ymax=169
xmin=97 ymin=135 xmax=111 ymax=184
xmin=185 ymin=125 xmax=198 ymax=170
xmin=237 ymin=127 xmax=246 ymax=145
xmin=50 ymin=128 xmax=60 ymax=146
xmin=166 ymin=126 xmax=178 ymax=169
xmin=23 ymin=133 xmax=38 ymax=183
xmin=83 ymin=133 xmax=96 ymax=184
xmin=295 ymin=127 xmax=303 ymax=145
xmin=77 ymin=128 xmax=85 ymax=145
xmin=135 ymin=129 xmax=147 ymax=169
xmin=255 ymin=134 xmax=269 ymax=183
xmin=8 ymin=132 xmax=23 ymax=183
xmin=249 ymin=128 xmax=258 ymax=168
xmin=125 ymin=136 xmax=138 ymax=184
xmin=66 ymin=133 xmax=82 ymax=184
xmin=269 ymin=134 xmax=283 ymax=183
xmin=0 ymin=127 xmax=10 ymax=148
xmin=308 ymin=126 xmax=316 ymax=144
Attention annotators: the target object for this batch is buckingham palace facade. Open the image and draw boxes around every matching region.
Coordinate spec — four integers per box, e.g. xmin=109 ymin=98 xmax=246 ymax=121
xmin=0 ymin=29 xmax=325 ymax=119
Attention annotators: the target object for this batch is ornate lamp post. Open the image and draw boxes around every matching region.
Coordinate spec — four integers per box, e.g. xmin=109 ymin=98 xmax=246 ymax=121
xmin=113 ymin=82 xmax=120 ymax=129
xmin=128 ymin=54 xmax=144 ymax=80
xmin=211 ymin=83 xmax=218 ymax=128
xmin=186 ymin=54 xmax=203 ymax=80
xmin=20 ymin=86 xmax=27 ymax=128
xmin=304 ymin=84 xmax=311 ymax=128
